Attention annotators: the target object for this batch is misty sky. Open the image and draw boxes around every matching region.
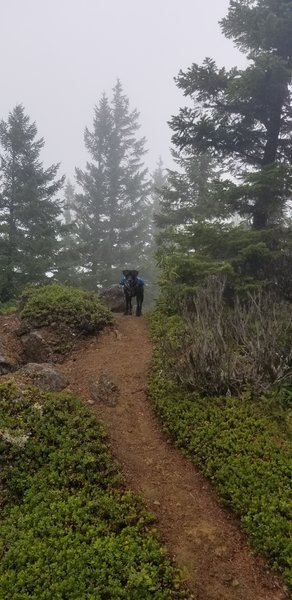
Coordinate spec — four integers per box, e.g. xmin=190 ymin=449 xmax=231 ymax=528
xmin=0 ymin=0 xmax=245 ymax=183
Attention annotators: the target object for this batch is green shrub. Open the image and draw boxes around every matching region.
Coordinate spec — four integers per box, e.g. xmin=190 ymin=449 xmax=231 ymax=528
xmin=150 ymin=317 xmax=292 ymax=588
xmin=0 ymin=382 xmax=189 ymax=599
xmin=153 ymin=279 xmax=292 ymax=397
xmin=19 ymin=283 xmax=113 ymax=333
xmin=0 ymin=301 xmax=17 ymax=315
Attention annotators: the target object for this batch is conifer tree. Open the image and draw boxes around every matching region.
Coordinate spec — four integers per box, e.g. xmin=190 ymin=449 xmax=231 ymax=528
xmin=151 ymin=157 xmax=166 ymax=225
xmin=56 ymin=179 xmax=80 ymax=285
xmin=155 ymin=150 xmax=220 ymax=253
xmin=0 ymin=105 xmax=64 ymax=301
xmin=171 ymin=0 xmax=292 ymax=229
xmin=63 ymin=179 xmax=75 ymax=226
xmin=159 ymin=0 xmax=292 ymax=301
xmin=75 ymin=81 xmax=151 ymax=288
xmin=140 ymin=158 xmax=167 ymax=305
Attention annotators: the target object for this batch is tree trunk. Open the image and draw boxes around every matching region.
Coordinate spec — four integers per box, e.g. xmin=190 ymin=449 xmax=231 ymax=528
xmin=253 ymin=75 xmax=287 ymax=229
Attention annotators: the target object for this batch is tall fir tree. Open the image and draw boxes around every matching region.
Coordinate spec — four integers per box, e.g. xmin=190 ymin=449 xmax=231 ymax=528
xmin=140 ymin=157 xmax=167 ymax=305
xmin=63 ymin=179 xmax=75 ymax=226
xmin=151 ymin=157 xmax=166 ymax=226
xmin=155 ymin=150 xmax=220 ymax=254
xmin=75 ymin=81 xmax=151 ymax=288
xmin=159 ymin=0 xmax=292 ymax=301
xmin=171 ymin=0 xmax=292 ymax=230
xmin=0 ymin=105 xmax=64 ymax=301
xmin=56 ymin=179 xmax=80 ymax=285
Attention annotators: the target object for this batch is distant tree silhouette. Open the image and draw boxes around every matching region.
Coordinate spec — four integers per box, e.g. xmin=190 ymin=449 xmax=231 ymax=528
xmin=0 ymin=105 xmax=64 ymax=301
xmin=75 ymin=80 xmax=151 ymax=289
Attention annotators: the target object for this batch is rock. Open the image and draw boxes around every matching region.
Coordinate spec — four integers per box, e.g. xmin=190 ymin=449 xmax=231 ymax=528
xmin=0 ymin=317 xmax=22 ymax=373
xmin=90 ymin=372 xmax=119 ymax=406
xmin=0 ymin=354 xmax=18 ymax=375
xmin=214 ymin=546 xmax=228 ymax=558
xmin=282 ymin=585 xmax=289 ymax=594
xmin=15 ymin=319 xmax=32 ymax=337
xmin=20 ymin=363 xmax=68 ymax=392
xmin=100 ymin=284 xmax=125 ymax=313
xmin=21 ymin=331 xmax=52 ymax=363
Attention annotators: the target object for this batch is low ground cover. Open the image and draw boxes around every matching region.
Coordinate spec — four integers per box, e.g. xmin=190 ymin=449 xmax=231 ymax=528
xmin=150 ymin=312 xmax=292 ymax=587
xmin=0 ymin=382 xmax=189 ymax=599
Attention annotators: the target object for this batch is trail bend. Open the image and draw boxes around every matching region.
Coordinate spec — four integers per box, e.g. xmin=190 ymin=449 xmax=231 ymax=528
xmin=61 ymin=314 xmax=286 ymax=600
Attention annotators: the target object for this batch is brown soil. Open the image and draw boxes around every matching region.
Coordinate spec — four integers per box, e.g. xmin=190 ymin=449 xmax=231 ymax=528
xmin=60 ymin=314 xmax=287 ymax=600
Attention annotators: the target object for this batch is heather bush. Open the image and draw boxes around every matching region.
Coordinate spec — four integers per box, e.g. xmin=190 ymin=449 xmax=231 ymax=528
xmin=158 ymin=277 xmax=292 ymax=396
xmin=19 ymin=283 xmax=113 ymax=333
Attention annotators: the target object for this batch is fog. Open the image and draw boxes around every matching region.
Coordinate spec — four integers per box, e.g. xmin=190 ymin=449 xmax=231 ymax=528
xmin=0 ymin=0 xmax=245 ymax=179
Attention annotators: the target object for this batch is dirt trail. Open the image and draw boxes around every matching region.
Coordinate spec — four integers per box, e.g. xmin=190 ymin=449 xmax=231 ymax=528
xmin=61 ymin=314 xmax=286 ymax=600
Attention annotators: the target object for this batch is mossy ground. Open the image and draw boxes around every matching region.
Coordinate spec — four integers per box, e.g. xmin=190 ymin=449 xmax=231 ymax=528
xmin=149 ymin=313 xmax=292 ymax=588
xmin=0 ymin=382 xmax=190 ymax=599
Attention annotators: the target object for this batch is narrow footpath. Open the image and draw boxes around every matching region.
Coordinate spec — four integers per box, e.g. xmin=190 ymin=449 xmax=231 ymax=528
xmin=61 ymin=314 xmax=286 ymax=600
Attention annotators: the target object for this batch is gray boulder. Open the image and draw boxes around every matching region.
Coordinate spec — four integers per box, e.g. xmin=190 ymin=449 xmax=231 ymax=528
xmin=90 ymin=372 xmax=119 ymax=406
xmin=15 ymin=319 xmax=32 ymax=337
xmin=0 ymin=353 xmax=18 ymax=375
xmin=100 ymin=284 xmax=125 ymax=313
xmin=21 ymin=331 xmax=52 ymax=363
xmin=20 ymin=363 xmax=68 ymax=392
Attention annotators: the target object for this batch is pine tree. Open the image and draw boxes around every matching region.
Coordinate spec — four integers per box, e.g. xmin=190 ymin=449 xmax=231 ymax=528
xmin=155 ymin=149 xmax=220 ymax=253
xmin=63 ymin=179 xmax=75 ymax=226
xmin=151 ymin=157 xmax=166 ymax=227
xmin=159 ymin=0 xmax=292 ymax=301
xmin=171 ymin=0 xmax=292 ymax=229
xmin=0 ymin=105 xmax=64 ymax=301
xmin=56 ymin=179 xmax=80 ymax=285
xmin=139 ymin=158 xmax=167 ymax=306
xmin=75 ymin=81 xmax=151 ymax=288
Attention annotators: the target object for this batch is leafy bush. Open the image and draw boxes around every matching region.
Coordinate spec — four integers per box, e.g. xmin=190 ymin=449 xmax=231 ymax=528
xmin=19 ymin=283 xmax=113 ymax=333
xmin=149 ymin=319 xmax=292 ymax=587
xmin=0 ymin=301 xmax=17 ymax=315
xmin=0 ymin=382 xmax=189 ymax=599
xmin=156 ymin=277 xmax=292 ymax=396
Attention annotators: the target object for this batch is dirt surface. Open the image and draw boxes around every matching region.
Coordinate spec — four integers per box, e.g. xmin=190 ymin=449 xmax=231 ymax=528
xmin=61 ymin=315 xmax=285 ymax=599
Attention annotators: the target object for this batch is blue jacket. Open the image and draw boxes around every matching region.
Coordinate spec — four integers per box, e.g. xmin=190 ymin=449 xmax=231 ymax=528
xmin=120 ymin=275 xmax=144 ymax=286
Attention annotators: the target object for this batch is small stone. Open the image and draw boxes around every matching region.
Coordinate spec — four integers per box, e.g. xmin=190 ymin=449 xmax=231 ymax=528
xmin=0 ymin=354 xmax=18 ymax=375
xmin=231 ymin=579 xmax=240 ymax=588
xmin=153 ymin=500 xmax=160 ymax=506
xmin=214 ymin=546 xmax=228 ymax=558
xmin=15 ymin=319 xmax=32 ymax=337
xmin=90 ymin=372 xmax=119 ymax=407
